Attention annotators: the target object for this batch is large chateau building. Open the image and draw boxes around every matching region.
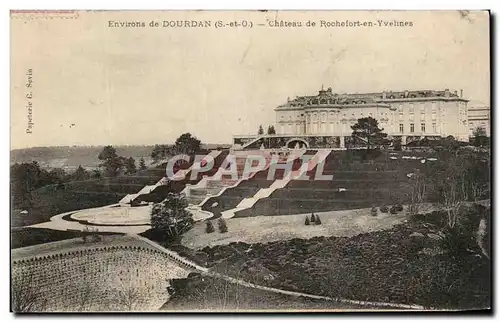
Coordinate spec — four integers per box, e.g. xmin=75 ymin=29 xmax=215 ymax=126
xmin=467 ymin=103 xmax=490 ymax=137
xmin=233 ymin=87 xmax=470 ymax=150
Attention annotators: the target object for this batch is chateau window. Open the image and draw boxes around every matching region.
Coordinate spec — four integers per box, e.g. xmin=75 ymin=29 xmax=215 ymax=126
xmin=399 ymin=124 xmax=404 ymax=133
xmin=410 ymin=123 xmax=415 ymax=133
xmin=398 ymin=104 xmax=403 ymax=114
xmin=421 ymin=123 xmax=426 ymax=133
xmin=409 ymin=104 xmax=414 ymax=114
xmin=369 ymin=112 xmax=373 ymax=117
xmin=432 ymin=103 xmax=437 ymax=113
xmin=432 ymin=123 xmax=437 ymax=132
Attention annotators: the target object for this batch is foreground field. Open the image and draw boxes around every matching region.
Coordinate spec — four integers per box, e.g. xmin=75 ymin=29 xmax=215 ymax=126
xmin=162 ymin=274 xmax=382 ymax=311
xmin=172 ymin=206 xmax=490 ymax=310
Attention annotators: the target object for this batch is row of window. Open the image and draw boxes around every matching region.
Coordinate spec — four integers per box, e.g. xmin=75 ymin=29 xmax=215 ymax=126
xmin=280 ymin=111 xmax=393 ymax=121
xmin=398 ymin=103 xmax=439 ymax=114
xmin=399 ymin=123 xmax=437 ymax=133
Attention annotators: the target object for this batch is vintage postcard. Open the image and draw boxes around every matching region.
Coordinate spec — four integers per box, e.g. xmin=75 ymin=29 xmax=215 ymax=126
xmin=10 ymin=10 xmax=491 ymax=313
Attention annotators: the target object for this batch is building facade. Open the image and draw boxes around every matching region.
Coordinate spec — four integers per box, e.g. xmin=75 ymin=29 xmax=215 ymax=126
xmin=233 ymin=87 xmax=470 ymax=150
xmin=467 ymin=104 xmax=490 ymax=136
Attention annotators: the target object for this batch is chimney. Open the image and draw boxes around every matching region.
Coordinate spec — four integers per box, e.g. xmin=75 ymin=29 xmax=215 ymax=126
xmin=445 ymin=89 xmax=450 ymax=97
xmin=382 ymin=91 xmax=387 ymax=99
xmin=460 ymin=89 xmax=463 ymax=98
xmin=454 ymin=90 xmax=458 ymax=96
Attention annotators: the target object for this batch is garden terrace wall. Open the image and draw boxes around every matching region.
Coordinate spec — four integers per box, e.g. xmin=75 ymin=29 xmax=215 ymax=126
xmin=199 ymin=160 xmax=299 ymax=217
xmin=235 ymin=167 xmax=412 ymax=217
xmin=135 ymin=151 xmax=229 ymax=203
xmin=12 ymin=245 xmax=198 ymax=312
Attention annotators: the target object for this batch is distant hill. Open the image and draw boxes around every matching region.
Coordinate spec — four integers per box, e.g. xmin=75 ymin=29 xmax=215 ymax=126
xmin=10 ymin=146 xmax=156 ymax=171
xmin=10 ymin=144 xmax=231 ymax=171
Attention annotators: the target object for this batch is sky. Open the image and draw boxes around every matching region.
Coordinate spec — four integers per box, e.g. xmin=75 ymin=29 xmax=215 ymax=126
xmin=10 ymin=10 xmax=490 ymax=149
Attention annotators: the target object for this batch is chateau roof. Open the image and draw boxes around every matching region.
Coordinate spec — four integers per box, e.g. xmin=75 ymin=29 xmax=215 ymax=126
xmin=277 ymin=87 xmax=466 ymax=109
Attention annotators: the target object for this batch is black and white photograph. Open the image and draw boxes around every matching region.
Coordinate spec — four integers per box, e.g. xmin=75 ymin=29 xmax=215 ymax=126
xmin=9 ymin=10 xmax=491 ymax=313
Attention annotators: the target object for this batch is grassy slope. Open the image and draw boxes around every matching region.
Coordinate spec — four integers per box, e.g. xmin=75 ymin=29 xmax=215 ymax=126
xmin=166 ymin=209 xmax=490 ymax=310
xmin=162 ymin=275 xmax=379 ymax=311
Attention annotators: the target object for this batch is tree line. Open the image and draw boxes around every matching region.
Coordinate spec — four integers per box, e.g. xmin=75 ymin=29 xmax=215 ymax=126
xmin=11 ymin=132 xmax=203 ymax=209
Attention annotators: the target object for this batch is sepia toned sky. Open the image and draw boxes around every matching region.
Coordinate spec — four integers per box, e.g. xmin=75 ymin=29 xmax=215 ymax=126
xmin=10 ymin=10 xmax=490 ymax=149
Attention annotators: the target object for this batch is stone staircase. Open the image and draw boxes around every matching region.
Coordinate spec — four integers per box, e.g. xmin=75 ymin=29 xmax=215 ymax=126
xmin=119 ymin=150 xmax=222 ymax=206
xmin=184 ymin=150 xmax=273 ymax=207
xmin=220 ymin=149 xmax=330 ymax=219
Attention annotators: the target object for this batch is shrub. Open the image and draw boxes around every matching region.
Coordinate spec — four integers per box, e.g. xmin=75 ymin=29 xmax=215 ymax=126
xmin=305 ymin=216 xmax=310 ymax=226
xmin=315 ymin=215 xmax=322 ymax=225
xmin=395 ymin=204 xmax=404 ymax=212
xmin=380 ymin=205 xmax=389 ymax=213
xmin=205 ymin=221 xmax=215 ymax=234
xmin=440 ymin=226 xmax=478 ymax=259
xmin=218 ymin=218 xmax=228 ymax=233
xmin=371 ymin=207 xmax=378 ymax=216
xmin=390 ymin=206 xmax=398 ymax=214
xmin=310 ymin=213 xmax=316 ymax=223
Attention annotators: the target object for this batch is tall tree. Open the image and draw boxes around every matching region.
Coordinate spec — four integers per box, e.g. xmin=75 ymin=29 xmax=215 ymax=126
xmin=125 ymin=157 xmax=137 ymax=174
xmin=350 ymin=117 xmax=387 ymax=149
xmin=151 ymin=144 xmax=172 ymax=163
xmin=9 ymin=162 xmax=66 ymax=207
xmin=472 ymin=127 xmax=489 ymax=147
xmin=174 ymin=133 xmax=202 ymax=155
xmin=139 ymin=157 xmax=147 ymax=170
xmin=98 ymin=145 xmax=124 ymax=177
xmin=258 ymin=125 xmax=264 ymax=135
xmin=72 ymin=165 xmax=89 ymax=181
xmin=92 ymin=169 xmax=102 ymax=179
xmin=267 ymin=125 xmax=276 ymax=135
xmin=393 ymin=137 xmax=402 ymax=151
xmin=406 ymin=170 xmax=427 ymax=216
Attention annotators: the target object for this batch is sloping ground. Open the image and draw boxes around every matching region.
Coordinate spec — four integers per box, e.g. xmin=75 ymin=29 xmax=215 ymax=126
xmin=12 ymin=188 xmax=124 ymax=227
xmin=173 ymin=206 xmax=491 ymax=310
xmin=12 ymin=150 xmax=226 ymax=227
xmin=162 ymin=275 xmax=379 ymax=311
xmin=201 ymin=151 xmax=311 ymax=218
xmin=11 ymin=228 xmax=122 ymax=249
xmin=135 ymin=150 xmax=229 ymax=203
xmin=181 ymin=207 xmax=407 ymax=249
xmin=11 ymin=234 xmax=150 ymax=260
xmin=235 ymin=150 xmax=428 ymax=217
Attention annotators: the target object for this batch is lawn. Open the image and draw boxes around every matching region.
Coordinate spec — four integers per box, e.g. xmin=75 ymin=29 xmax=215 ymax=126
xmin=181 ymin=206 xmax=415 ymax=249
xmin=11 ymin=188 xmax=124 ymax=227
